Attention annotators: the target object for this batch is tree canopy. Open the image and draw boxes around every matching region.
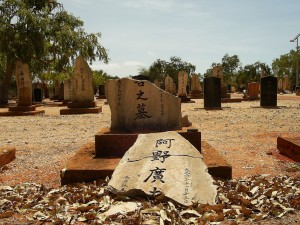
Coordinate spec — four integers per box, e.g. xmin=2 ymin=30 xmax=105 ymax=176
xmin=0 ymin=0 xmax=109 ymax=104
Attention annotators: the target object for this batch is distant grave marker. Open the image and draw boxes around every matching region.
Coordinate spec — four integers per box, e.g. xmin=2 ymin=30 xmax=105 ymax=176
xmin=247 ymin=82 xmax=260 ymax=100
xmin=15 ymin=61 xmax=32 ymax=106
xmin=260 ymin=76 xmax=277 ymax=107
xmin=189 ymin=73 xmax=203 ymax=99
xmin=33 ymin=88 xmax=43 ymax=102
xmin=204 ymin=77 xmax=221 ymax=108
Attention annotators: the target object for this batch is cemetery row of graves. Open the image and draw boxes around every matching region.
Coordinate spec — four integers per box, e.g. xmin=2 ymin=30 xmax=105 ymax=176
xmin=0 ymin=56 xmax=300 ymax=224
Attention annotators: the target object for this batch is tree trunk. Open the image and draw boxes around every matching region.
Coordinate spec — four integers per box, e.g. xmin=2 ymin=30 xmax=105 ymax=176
xmin=0 ymin=56 xmax=14 ymax=105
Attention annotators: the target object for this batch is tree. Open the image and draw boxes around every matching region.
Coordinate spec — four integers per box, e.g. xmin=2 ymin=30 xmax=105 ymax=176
xmin=272 ymin=49 xmax=299 ymax=87
xmin=139 ymin=57 xmax=196 ymax=85
xmin=0 ymin=0 xmax=109 ymax=104
xmin=221 ymin=54 xmax=241 ymax=85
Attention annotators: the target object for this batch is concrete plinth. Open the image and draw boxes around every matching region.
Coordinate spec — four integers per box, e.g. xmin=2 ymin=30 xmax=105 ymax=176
xmin=60 ymin=106 xmax=102 ymax=115
xmin=61 ymin=140 xmax=232 ymax=185
xmin=67 ymin=101 xmax=97 ymax=108
xmin=95 ymin=127 xmax=201 ymax=157
xmin=277 ymin=136 xmax=300 ymax=161
xmin=0 ymin=105 xmax=45 ymax=116
xmin=221 ymin=98 xmax=242 ymax=103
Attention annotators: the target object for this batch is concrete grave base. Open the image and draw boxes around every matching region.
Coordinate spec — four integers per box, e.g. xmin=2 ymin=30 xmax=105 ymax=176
xmin=67 ymin=101 xmax=97 ymax=108
xmin=0 ymin=147 xmax=16 ymax=167
xmin=0 ymin=105 xmax=45 ymax=116
xmin=221 ymin=98 xmax=243 ymax=103
xmin=95 ymin=127 xmax=201 ymax=157
xmin=61 ymin=140 xmax=232 ymax=185
xmin=277 ymin=136 xmax=300 ymax=161
xmin=60 ymin=106 xmax=102 ymax=115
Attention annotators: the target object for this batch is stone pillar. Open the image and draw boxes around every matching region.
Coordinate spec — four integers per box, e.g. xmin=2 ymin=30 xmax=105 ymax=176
xmin=204 ymin=77 xmax=221 ymax=108
xmin=15 ymin=61 xmax=32 ymax=106
xmin=260 ymin=76 xmax=277 ymax=107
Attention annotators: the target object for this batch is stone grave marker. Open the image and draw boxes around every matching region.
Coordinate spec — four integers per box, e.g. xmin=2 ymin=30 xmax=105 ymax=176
xmin=63 ymin=78 xmax=73 ymax=103
xmin=106 ymin=78 xmax=182 ymax=132
xmin=71 ymin=56 xmax=95 ymax=102
xmin=177 ymin=71 xmax=188 ymax=97
xmin=212 ymin=65 xmax=224 ymax=85
xmin=278 ymin=79 xmax=283 ymax=92
xmin=15 ymin=61 xmax=32 ymax=106
xmin=154 ymin=79 xmax=160 ymax=87
xmin=189 ymin=73 xmax=203 ymax=98
xmin=260 ymin=76 xmax=277 ymax=107
xmin=108 ymin=131 xmax=217 ymax=206
xmin=53 ymin=80 xmax=60 ymax=100
xmin=33 ymin=88 xmax=43 ymax=102
xmin=246 ymin=82 xmax=260 ymax=100
xmin=283 ymin=75 xmax=290 ymax=91
xmin=204 ymin=77 xmax=221 ymax=108
xmin=164 ymin=75 xmax=174 ymax=94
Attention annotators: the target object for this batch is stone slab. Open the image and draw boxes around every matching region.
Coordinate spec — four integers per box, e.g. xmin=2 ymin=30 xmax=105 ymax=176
xmin=60 ymin=140 xmax=232 ymax=185
xmin=277 ymin=136 xmax=300 ymax=161
xmin=221 ymin=98 xmax=242 ymax=103
xmin=8 ymin=105 xmax=36 ymax=112
xmin=0 ymin=110 xmax=45 ymax=116
xmin=60 ymin=107 xmax=102 ymax=115
xmin=108 ymin=131 xmax=217 ymax=206
xmin=95 ymin=127 xmax=201 ymax=157
xmin=67 ymin=101 xmax=97 ymax=108
xmin=0 ymin=147 xmax=16 ymax=167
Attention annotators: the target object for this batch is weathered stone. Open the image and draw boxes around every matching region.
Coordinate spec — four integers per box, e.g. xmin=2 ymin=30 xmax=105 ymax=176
xmin=164 ymin=75 xmax=174 ymax=94
xmin=154 ymin=79 xmax=160 ymax=87
xmin=247 ymin=82 xmax=260 ymax=100
xmin=177 ymin=71 xmax=188 ymax=97
xmin=278 ymin=79 xmax=283 ymax=91
xmin=64 ymin=78 xmax=73 ymax=102
xmin=260 ymin=76 xmax=277 ymax=107
xmin=204 ymin=77 xmax=221 ymax=108
xmin=212 ymin=66 xmax=224 ymax=85
xmin=108 ymin=131 xmax=217 ymax=206
xmin=0 ymin=147 xmax=16 ymax=167
xmin=106 ymin=78 xmax=182 ymax=132
xmin=191 ymin=74 xmax=202 ymax=92
xmin=282 ymin=75 xmax=290 ymax=91
xmin=71 ymin=56 xmax=95 ymax=102
xmin=15 ymin=61 xmax=32 ymax=106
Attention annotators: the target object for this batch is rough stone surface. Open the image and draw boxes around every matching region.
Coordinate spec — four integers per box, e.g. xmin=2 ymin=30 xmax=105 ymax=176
xmin=191 ymin=73 xmax=202 ymax=92
xmin=0 ymin=146 xmax=16 ymax=167
xmin=15 ymin=61 xmax=32 ymax=106
xmin=106 ymin=78 xmax=182 ymax=132
xmin=64 ymin=78 xmax=73 ymax=102
xmin=212 ymin=66 xmax=224 ymax=85
xmin=164 ymin=75 xmax=174 ymax=94
xmin=177 ymin=71 xmax=188 ymax=97
xmin=247 ymin=82 xmax=260 ymax=100
xmin=71 ymin=56 xmax=95 ymax=102
xmin=108 ymin=131 xmax=217 ymax=206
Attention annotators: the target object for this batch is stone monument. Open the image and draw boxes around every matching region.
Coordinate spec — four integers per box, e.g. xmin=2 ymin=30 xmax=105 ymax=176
xmin=1 ymin=61 xmax=45 ymax=116
xmin=63 ymin=78 xmax=72 ymax=104
xmin=211 ymin=66 xmax=229 ymax=98
xmin=108 ymin=131 xmax=217 ymax=206
xmin=188 ymin=73 xmax=203 ymax=99
xmin=260 ymin=76 xmax=277 ymax=107
xmin=246 ymin=82 xmax=260 ymax=100
xmin=177 ymin=71 xmax=188 ymax=97
xmin=60 ymin=56 xmax=101 ymax=115
xmin=164 ymin=75 xmax=174 ymax=94
xmin=204 ymin=77 xmax=221 ymax=108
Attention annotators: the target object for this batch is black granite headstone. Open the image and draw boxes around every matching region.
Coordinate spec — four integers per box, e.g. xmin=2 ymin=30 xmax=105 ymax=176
xmin=99 ymin=84 xmax=105 ymax=96
xmin=33 ymin=88 xmax=42 ymax=102
xmin=204 ymin=77 xmax=221 ymax=108
xmin=260 ymin=76 xmax=277 ymax=107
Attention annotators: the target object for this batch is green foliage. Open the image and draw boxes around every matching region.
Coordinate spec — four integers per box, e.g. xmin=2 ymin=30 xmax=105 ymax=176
xmin=139 ymin=56 xmax=196 ymax=85
xmin=221 ymin=54 xmax=241 ymax=85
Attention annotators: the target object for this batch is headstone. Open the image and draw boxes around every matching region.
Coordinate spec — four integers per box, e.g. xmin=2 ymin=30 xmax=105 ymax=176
xmin=15 ymin=61 xmax=32 ymax=106
xmin=177 ymin=71 xmax=188 ymax=97
xmin=164 ymin=75 xmax=174 ymax=94
xmin=99 ymin=84 xmax=105 ymax=96
xmin=189 ymin=74 xmax=203 ymax=98
xmin=212 ymin=66 xmax=224 ymax=85
xmin=64 ymin=78 xmax=73 ymax=102
xmin=106 ymin=78 xmax=182 ymax=132
xmin=33 ymin=88 xmax=43 ymax=102
xmin=59 ymin=82 xmax=64 ymax=101
xmin=108 ymin=131 xmax=217 ymax=206
xmin=204 ymin=77 xmax=221 ymax=108
xmin=278 ymin=79 xmax=283 ymax=92
xmin=154 ymin=79 xmax=160 ymax=88
xmin=247 ymin=82 xmax=260 ymax=100
xmin=260 ymin=76 xmax=277 ymax=107
xmin=282 ymin=75 xmax=290 ymax=91
xmin=71 ymin=56 xmax=95 ymax=102
xmin=53 ymin=80 xmax=60 ymax=99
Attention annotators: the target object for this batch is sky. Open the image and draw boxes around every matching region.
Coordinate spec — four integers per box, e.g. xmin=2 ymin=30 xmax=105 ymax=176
xmin=59 ymin=0 xmax=300 ymax=77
